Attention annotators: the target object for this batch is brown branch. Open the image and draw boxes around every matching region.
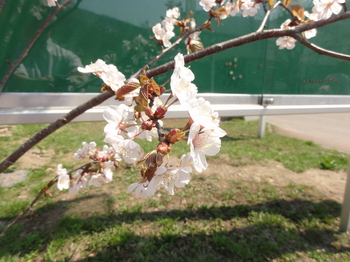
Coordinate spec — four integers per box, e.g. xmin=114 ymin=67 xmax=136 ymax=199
xmin=0 ymin=91 xmax=113 ymax=173
xmin=292 ymin=33 xmax=350 ymax=60
xmin=1 ymin=11 xmax=350 ymax=174
xmin=0 ymin=0 xmax=74 ymax=92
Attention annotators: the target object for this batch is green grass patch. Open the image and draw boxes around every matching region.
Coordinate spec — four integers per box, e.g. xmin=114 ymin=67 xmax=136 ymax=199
xmin=0 ymin=119 xmax=349 ymax=261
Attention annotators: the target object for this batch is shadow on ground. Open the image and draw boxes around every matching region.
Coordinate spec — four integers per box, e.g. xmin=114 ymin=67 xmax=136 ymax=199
xmin=0 ymin=194 xmax=347 ymax=261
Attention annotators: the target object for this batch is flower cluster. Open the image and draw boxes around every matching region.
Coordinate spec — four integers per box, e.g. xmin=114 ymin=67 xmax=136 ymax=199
xmin=199 ymin=0 xmax=260 ymax=20
xmin=125 ymin=53 xmax=226 ymax=198
xmin=77 ymin=59 xmax=127 ymax=93
xmin=152 ymin=7 xmax=203 ymax=53
xmin=152 ymin=7 xmax=180 ymax=48
xmin=198 ymin=0 xmax=337 ymax=51
xmin=275 ymin=0 xmax=345 ymax=50
xmin=71 ymin=50 xmax=227 ymax=198
xmin=56 ymin=142 xmax=120 ymax=194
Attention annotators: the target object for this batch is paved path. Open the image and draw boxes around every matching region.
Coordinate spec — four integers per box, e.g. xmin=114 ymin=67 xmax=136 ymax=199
xmin=266 ymin=112 xmax=350 ymax=154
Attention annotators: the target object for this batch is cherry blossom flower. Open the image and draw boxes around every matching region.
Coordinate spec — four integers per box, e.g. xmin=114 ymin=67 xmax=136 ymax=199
xmin=104 ymin=133 xmax=143 ymax=164
xmin=241 ymin=0 xmax=260 ymax=17
xmin=89 ymin=161 xmax=115 ymax=187
xmin=68 ymin=169 xmax=89 ymax=194
xmin=199 ymin=0 xmax=216 ymax=12
xmin=187 ymin=122 xmax=226 ymax=173
xmin=97 ymin=145 xmax=120 ymax=160
xmin=311 ymin=0 xmax=345 ymax=20
xmin=170 ymin=53 xmax=198 ymax=107
xmin=56 ymin=164 xmax=70 ymax=190
xmin=153 ymin=23 xmax=165 ymax=40
xmin=225 ymin=1 xmax=240 ymax=17
xmin=77 ymin=59 xmax=126 ymax=91
xmin=162 ymin=31 xmax=176 ymax=48
xmin=276 ymin=36 xmax=297 ymax=50
xmin=73 ymin=141 xmax=97 ymax=160
xmin=102 ymin=160 xmax=115 ymax=183
xmin=147 ymin=153 xmax=192 ymax=196
xmin=77 ymin=59 xmax=106 ymax=73
xmin=47 ymin=0 xmax=57 ymax=7
xmin=103 ymin=104 xmax=138 ymax=139
xmin=188 ymin=97 xmax=220 ymax=128
xmin=275 ymin=20 xmax=297 ymax=50
xmin=166 ymin=7 xmax=180 ymax=19
xmin=304 ymin=28 xmax=317 ymax=39
xmin=127 ymin=180 xmax=150 ymax=198
xmin=152 ymin=7 xmax=180 ymax=48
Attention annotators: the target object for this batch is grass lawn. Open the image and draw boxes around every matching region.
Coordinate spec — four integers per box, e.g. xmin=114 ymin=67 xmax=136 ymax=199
xmin=0 ymin=118 xmax=349 ymax=261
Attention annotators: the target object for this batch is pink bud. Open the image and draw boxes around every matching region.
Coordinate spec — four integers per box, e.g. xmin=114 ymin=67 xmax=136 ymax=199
xmin=141 ymin=120 xmax=154 ymax=131
xmin=154 ymin=106 xmax=167 ymax=119
xmin=156 ymin=142 xmax=172 ymax=155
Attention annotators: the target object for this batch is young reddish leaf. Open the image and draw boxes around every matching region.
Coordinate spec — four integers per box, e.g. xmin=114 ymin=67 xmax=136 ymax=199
xmin=115 ymin=82 xmax=140 ymax=100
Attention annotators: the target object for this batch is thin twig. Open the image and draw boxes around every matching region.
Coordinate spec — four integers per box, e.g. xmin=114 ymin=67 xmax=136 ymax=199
xmin=257 ymin=1 xmax=282 ymax=32
xmin=0 ymin=0 xmax=74 ymax=92
xmin=131 ymin=28 xmax=201 ymax=79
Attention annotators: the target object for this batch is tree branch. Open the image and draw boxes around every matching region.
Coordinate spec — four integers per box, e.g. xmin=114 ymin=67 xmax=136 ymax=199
xmin=1 ymin=11 xmax=350 ymax=174
xmin=0 ymin=0 xmax=74 ymax=92
xmin=292 ymin=32 xmax=350 ymax=60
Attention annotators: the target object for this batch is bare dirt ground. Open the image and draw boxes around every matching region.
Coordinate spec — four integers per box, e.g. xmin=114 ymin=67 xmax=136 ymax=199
xmin=206 ymin=157 xmax=347 ymax=203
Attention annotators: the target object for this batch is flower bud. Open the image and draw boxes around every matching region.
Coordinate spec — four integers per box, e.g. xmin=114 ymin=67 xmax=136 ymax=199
xmin=166 ymin=129 xmax=185 ymax=144
xmin=141 ymin=120 xmax=154 ymax=131
xmin=156 ymin=142 xmax=172 ymax=155
xmin=154 ymin=106 xmax=167 ymax=119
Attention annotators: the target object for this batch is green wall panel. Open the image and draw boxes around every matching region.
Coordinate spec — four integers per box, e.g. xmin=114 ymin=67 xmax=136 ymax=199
xmin=0 ymin=0 xmax=349 ymax=95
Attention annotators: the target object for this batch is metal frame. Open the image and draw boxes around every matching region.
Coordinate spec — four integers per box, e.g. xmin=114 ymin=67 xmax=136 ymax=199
xmin=1 ymin=93 xmax=350 ymax=124
xmin=1 ymin=92 xmax=350 ymax=231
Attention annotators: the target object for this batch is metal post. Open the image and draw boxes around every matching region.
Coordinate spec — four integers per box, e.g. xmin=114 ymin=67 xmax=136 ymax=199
xmin=340 ymin=157 xmax=350 ymax=232
xmin=258 ymin=115 xmax=266 ymax=138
